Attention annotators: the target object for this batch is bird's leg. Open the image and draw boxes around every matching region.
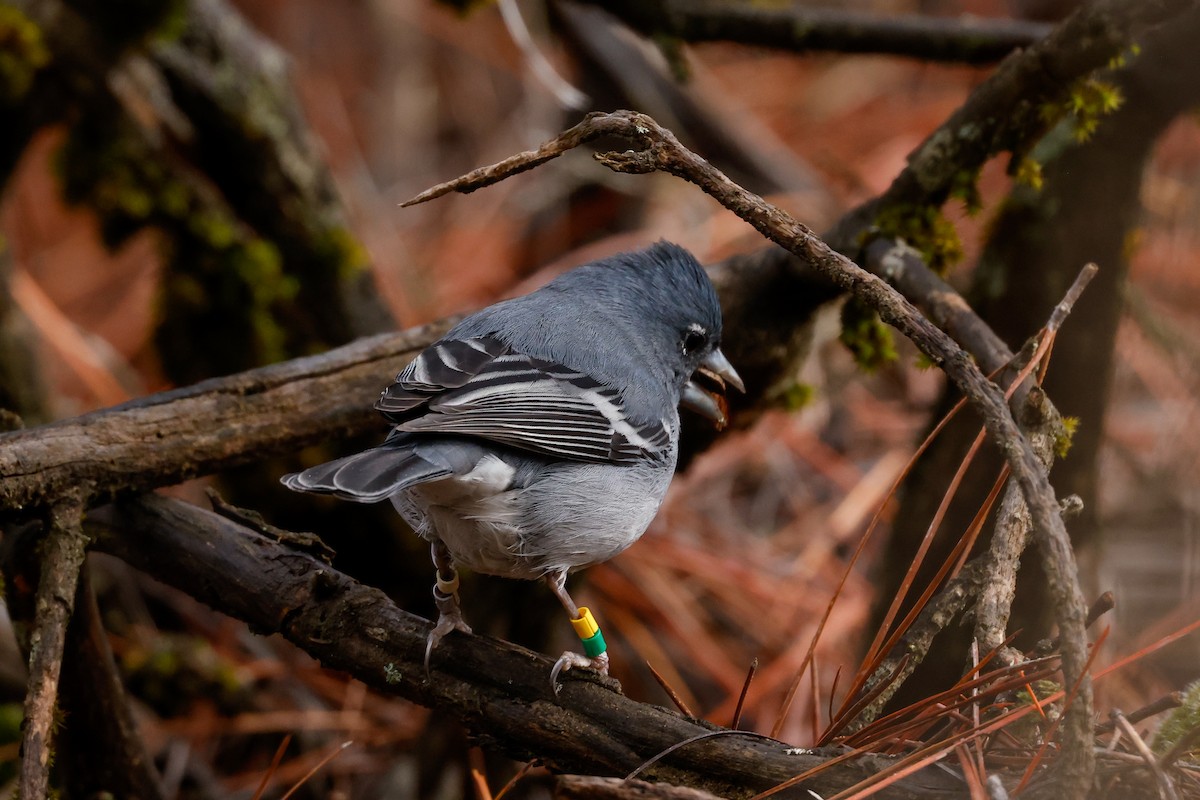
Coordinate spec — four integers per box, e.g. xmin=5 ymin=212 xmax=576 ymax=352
xmin=546 ymin=571 xmax=609 ymax=691
xmin=426 ymin=540 xmax=472 ymax=673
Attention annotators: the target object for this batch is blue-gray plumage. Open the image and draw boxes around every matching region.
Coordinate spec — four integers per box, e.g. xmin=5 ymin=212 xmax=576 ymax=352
xmin=282 ymin=241 xmax=742 ymax=685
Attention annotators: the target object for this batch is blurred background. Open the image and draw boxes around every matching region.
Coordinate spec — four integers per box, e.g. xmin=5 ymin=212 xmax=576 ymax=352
xmin=0 ymin=0 xmax=1198 ymax=796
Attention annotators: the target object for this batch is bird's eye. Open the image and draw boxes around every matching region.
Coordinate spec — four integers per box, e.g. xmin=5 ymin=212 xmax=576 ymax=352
xmin=682 ymin=328 xmax=707 ymax=355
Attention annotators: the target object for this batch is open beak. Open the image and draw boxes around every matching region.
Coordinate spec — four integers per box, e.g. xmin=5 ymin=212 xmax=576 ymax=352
xmin=680 ymin=348 xmax=745 ymax=430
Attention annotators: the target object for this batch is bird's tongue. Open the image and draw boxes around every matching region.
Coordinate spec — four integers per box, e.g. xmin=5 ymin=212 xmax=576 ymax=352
xmin=681 ymin=370 xmax=731 ymax=430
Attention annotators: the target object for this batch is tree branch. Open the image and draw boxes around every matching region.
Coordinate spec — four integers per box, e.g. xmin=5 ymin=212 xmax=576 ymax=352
xmin=59 ymin=566 xmax=167 ymax=799
xmin=3 ymin=0 xmax=394 ymax=383
xmin=829 ymin=0 xmax=1194 ymax=248
xmin=0 ymin=320 xmax=452 ymax=515
xmin=572 ymin=0 xmax=1053 ymax=64
xmin=149 ymin=0 xmax=394 ymax=339
xmin=16 ymin=490 xmax=90 ymax=800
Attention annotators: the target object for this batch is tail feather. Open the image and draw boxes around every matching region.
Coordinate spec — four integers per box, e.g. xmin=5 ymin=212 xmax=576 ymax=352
xmin=281 ymin=445 xmax=451 ymax=503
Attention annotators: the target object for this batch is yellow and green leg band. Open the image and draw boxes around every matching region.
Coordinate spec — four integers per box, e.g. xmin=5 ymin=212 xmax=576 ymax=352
xmin=570 ymin=606 xmax=607 ymax=659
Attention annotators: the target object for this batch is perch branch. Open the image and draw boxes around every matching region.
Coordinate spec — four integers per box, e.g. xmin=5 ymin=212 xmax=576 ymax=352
xmin=557 ymin=775 xmax=722 ymax=799
xmin=89 ymin=493 xmax=969 ymax=799
xmin=403 ymin=108 xmax=1095 ymax=796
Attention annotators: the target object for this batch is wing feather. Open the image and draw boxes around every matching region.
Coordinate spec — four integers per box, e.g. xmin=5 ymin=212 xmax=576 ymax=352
xmin=374 ymin=336 xmax=671 ymax=464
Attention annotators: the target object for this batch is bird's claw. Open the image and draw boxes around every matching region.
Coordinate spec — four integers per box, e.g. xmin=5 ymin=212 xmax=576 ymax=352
xmin=551 ymin=650 xmax=609 ymax=694
xmin=425 ymin=587 xmax=472 ymax=675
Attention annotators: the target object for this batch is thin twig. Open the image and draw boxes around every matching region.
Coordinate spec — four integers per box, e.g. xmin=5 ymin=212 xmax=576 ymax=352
xmin=624 ymin=730 xmax=783 ymax=782
xmin=1094 ymin=692 xmax=1181 ymax=734
xmin=251 ymin=735 xmax=294 ymax=800
xmin=1110 ymin=710 xmax=1179 ymax=800
xmin=278 ymin=741 xmax=353 ymax=800
xmin=469 ymin=746 xmax=494 ymax=800
xmin=494 ymin=760 xmax=541 ymax=800
xmin=1047 ymin=265 xmax=1100 ymax=334
xmin=731 ymin=658 xmax=757 ymax=730
xmin=647 ymin=661 xmax=696 ymax=718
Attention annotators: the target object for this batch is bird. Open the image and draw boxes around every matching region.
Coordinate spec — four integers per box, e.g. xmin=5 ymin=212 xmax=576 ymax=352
xmin=281 ymin=241 xmax=743 ymax=687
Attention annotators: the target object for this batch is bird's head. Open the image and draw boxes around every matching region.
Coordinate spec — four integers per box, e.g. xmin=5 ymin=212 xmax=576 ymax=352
xmin=622 ymin=242 xmax=745 ymax=429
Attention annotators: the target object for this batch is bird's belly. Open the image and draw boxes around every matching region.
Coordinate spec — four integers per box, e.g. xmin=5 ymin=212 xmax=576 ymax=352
xmin=428 ymin=500 xmax=537 ymax=578
xmin=396 ymin=458 xmax=668 ymax=580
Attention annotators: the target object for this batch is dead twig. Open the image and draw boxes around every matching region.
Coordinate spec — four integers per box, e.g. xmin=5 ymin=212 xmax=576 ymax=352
xmin=1094 ymin=692 xmax=1181 ymax=735
xmin=731 ymin=659 xmax=756 ymax=731
xmin=974 ymin=265 xmax=1097 ymax=658
xmin=1109 ymin=710 xmax=1179 ymax=800
xmin=646 ymin=661 xmax=696 ymax=719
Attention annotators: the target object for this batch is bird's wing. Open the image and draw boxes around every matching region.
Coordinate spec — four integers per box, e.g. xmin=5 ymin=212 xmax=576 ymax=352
xmin=375 ymin=336 xmax=672 ymax=465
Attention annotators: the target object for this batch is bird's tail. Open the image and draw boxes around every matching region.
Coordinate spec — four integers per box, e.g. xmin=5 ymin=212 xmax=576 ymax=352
xmin=281 ymin=444 xmax=451 ymax=503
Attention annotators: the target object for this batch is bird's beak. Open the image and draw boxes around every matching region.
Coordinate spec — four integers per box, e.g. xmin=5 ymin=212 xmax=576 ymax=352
xmin=681 ymin=348 xmax=745 ymax=430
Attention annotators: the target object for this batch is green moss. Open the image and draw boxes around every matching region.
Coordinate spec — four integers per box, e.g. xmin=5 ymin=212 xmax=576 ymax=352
xmin=1153 ymin=680 xmax=1200 ymax=760
xmin=873 ymin=204 xmax=965 ymax=276
xmin=121 ymin=634 xmax=250 ymax=718
xmin=652 ymin=34 xmax=690 ymax=82
xmin=313 ymin=226 xmax=369 ymax=282
xmin=162 ymin=272 xmax=207 ymax=311
xmin=187 ymin=209 xmax=237 ymax=249
xmin=840 ymin=298 xmax=898 ymax=372
xmin=779 ymin=382 xmax=814 ymax=411
xmin=1054 ymin=416 xmax=1080 ymax=459
xmin=0 ymin=703 xmax=21 ymax=785
xmin=948 ymin=167 xmax=983 ymax=215
xmin=0 ymin=702 xmax=21 ymax=742
xmin=56 ymin=113 xmax=316 ymax=379
xmin=1003 ymin=679 xmax=1063 ymax=745
xmin=0 ymin=6 xmax=50 ymax=104
xmin=0 ymin=704 xmax=18 ymax=786
xmin=229 ymin=237 xmax=293 ymax=364
xmin=1014 ymin=157 xmax=1044 ymax=192
xmin=1037 ymin=76 xmax=1124 ymax=145
xmin=56 ymin=115 xmax=179 ymax=246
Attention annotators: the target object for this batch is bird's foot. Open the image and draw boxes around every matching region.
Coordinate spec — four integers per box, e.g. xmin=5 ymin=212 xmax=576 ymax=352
xmin=551 ymin=649 xmax=609 ymax=694
xmin=425 ymin=582 xmax=472 ymax=675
